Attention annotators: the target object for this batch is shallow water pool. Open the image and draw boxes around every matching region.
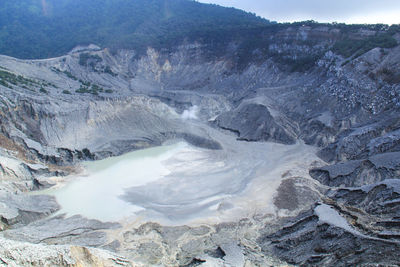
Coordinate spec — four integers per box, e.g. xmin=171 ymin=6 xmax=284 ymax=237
xmin=44 ymin=142 xmax=188 ymax=221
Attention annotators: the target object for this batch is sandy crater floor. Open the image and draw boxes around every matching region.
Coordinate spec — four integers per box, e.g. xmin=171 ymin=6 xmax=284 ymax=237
xmin=43 ymin=122 xmax=321 ymax=227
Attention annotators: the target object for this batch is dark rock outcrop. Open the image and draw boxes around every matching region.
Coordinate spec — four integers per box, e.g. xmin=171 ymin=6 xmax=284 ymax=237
xmin=310 ymin=152 xmax=400 ymax=187
xmin=330 ymin=179 xmax=400 ymax=218
xmin=214 ymin=103 xmax=296 ymax=144
xmin=258 ymin=205 xmax=400 ymax=266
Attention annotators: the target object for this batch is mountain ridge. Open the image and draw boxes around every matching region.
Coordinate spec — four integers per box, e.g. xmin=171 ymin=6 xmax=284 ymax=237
xmin=0 ymin=0 xmax=399 ymax=64
xmin=0 ymin=0 xmax=268 ymax=59
xmin=0 ymin=1 xmax=400 ymax=266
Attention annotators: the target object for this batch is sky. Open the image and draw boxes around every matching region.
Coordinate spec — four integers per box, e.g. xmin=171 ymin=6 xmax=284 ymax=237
xmin=197 ymin=0 xmax=400 ymax=25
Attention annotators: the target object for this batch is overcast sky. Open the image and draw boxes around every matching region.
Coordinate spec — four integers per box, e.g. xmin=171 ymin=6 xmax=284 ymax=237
xmin=197 ymin=0 xmax=400 ymax=25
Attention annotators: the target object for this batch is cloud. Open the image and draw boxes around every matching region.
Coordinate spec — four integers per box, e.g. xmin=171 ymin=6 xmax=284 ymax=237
xmin=197 ymin=0 xmax=400 ymax=24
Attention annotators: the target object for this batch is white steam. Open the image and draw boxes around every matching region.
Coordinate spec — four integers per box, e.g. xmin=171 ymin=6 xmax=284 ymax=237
xmin=181 ymin=105 xmax=199 ymax=120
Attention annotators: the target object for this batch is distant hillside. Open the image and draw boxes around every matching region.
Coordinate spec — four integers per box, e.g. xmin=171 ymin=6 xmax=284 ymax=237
xmin=0 ymin=0 xmax=399 ymax=69
xmin=0 ymin=0 xmax=269 ymax=59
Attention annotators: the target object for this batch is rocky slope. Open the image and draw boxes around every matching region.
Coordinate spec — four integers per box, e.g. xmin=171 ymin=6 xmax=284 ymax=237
xmin=0 ymin=24 xmax=399 ymax=266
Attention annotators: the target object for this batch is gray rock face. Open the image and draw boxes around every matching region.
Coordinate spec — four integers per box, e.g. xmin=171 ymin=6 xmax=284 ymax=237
xmin=318 ymin=117 xmax=400 ymax=162
xmin=0 ymin=25 xmax=399 ymax=266
xmin=214 ymin=103 xmax=296 ymax=144
xmin=310 ymin=152 xmax=400 ymax=187
xmin=2 ymin=215 xmax=119 ymax=247
xmin=0 ymin=193 xmax=59 ymax=228
xmin=0 ymin=237 xmax=134 ymax=266
xmin=258 ymin=204 xmax=400 ymax=266
xmin=330 ymin=179 xmax=400 ymax=218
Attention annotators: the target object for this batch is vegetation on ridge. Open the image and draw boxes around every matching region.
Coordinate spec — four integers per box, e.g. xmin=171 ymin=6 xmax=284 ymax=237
xmin=333 ymin=33 xmax=397 ymax=58
xmin=0 ymin=69 xmax=55 ymax=91
xmin=0 ymin=0 xmax=268 ymax=59
xmin=0 ymin=0 xmax=398 ymax=72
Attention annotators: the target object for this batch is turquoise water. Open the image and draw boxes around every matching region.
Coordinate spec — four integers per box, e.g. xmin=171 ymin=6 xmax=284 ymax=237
xmin=45 ymin=142 xmax=187 ymax=221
